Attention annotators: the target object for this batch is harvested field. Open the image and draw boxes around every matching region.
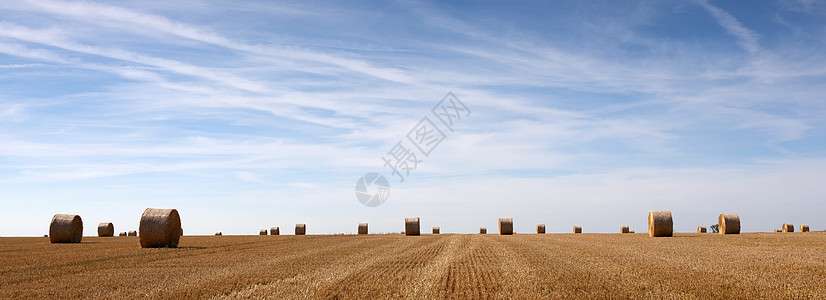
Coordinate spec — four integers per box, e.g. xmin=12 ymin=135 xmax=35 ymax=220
xmin=2 ymin=233 xmax=826 ymax=299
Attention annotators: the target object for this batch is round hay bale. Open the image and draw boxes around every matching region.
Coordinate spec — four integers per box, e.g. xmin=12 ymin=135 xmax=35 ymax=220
xmin=536 ymin=224 xmax=545 ymax=234
xmin=215 ymin=232 xmax=222 ymax=236
xmin=138 ymin=208 xmax=181 ymax=248
xmin=620 ymin=225 xmax=630 ymax=233
xmin=800 ymin=225 xmax=810 ymax=232
xmin=718 ymin=214 xmax=740 ymax=234
xmin=697 ymin=226 xmax=707 ymax=233
xmin=295 ymin=224 xmax=306 ymax=235
xmin=128 ymin=230 xmax=137 ymax=236
xmin=648 ymin=211 xmax=673 ymax=237
xmin=782 ymin=223 xmax=794 ymax=233
xmin=97 ymin=222 xmax=114 ymax=237
xmin=358 ymin=223 xmax=368 ymax=235
xmin=499 ymin=218 xmax=513 ymax=235
xmin=432 ymin=227 xmax=440 ymax=234
xmin=479 ymin=227 xmax=487 ymax=234
xmin=260 ymin=229 xmax=268 ymax=235
xmin=573 ymin=226 xmax=582 ymax=233
xmin=629 ymin=230 xmax=635 ymax=233
xmin=774 ymin=228 xmax=782 ymax=233
xmin=49 ymin=214 xmax=83 ymax=243
xmin=405 ymin=217 xmax=420 ymax=236
xmin=119 ymin=232 xmax=127 ymax=236
xmin=270 ymin=227 xmax=280 ymax=235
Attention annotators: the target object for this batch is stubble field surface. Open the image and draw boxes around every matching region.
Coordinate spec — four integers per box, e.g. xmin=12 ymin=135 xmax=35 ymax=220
xmin=1 ymin=232 xmax=825 ymax=299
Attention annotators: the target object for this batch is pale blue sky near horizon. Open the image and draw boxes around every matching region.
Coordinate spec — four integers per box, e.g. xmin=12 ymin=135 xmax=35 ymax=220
xmin=1 ymin=0 xmax=825 ymax=236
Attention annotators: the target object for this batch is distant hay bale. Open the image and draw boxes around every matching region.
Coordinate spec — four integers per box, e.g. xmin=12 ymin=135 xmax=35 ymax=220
xmin=215 ymin=232 xmax=222 ymax=236
xmin=358 ymin=223 xmax=368 ymax=235
xmin=432 ymin=227 xmax=440 ymax=234
xmin=630 ymin=230 xmax=635 ymax=233
xmin=405 ymin=217 xmax=420 ymax=236
xmin=118 ymin=232 xmax=127 ymax=236
xmin=718 ymin=214 xmax=741 ymax=234
xmin=49 ymin=214 xmax=83 ymax=243
xmin=260 ymin=229 xmax=267 ymax=235
xmin=536 ymin=224 xmax=545 ymax=234
xmin=648 ymin=211 xmax=673 ymax=237
xmin=97 ymin=222 xmax=114 ymax=237
xmin=697 ymin=226 xmax=707 ymax=233
xmin=138 ymin=208 xmax=181 ymax=248
xmin=774 ymin=229 xmax=782 ymax=233
xmin=128 ymin=230 xmax=137 ymax=236
xmin=295 ymin=224 xmax=306 ymax=235
xmin=573 ymin=226 xmax=582 ymax=233
xmin=800 ymin=225 xmax=810 ymax=232
xmin=782 ymin=223 xmax=794 ymax=233
xmin=480 ymin=227 xmax=487 ymax=234
xmin=620 ymin=225 xmax=630 ymax=233
xmin=499 ymin=218 xmax=513 ymax=235
xmin=270 ymin=227 xmax=280 ymax=235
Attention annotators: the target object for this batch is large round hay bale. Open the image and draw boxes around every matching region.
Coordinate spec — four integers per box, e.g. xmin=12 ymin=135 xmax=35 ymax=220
xmin=774 ymin=228 xmax=782 ymax=233
xmin=49 ymin=214 xmax=83 ymax=243
xmin=138 ymin=208 xmax=181 ymax=248
xmin=648 ymin=211 xmax=673 ymax=237
xmin=620 ymin=225 xmax=630 ymax=233
xmin=432 ymin=227 xmax=440 ymax=234
xmin=573 ymin=226 xmax=582 ymax=233
xmin=697 ymin=226 xmax=707 ymax=233
xmin=782 ymin=223 xmax=794 ymax=233
xmin=629 ymin=230 xmax=635 ymax=233
xmin=499 ymin=218 xmax=513 ymax=235
xmin=405 ymin=217 xmax=420 ymax=236
xmin=118 ymin=232 xmax=127 ymax=236
xmin=215 ymin=232 xmax=222 ymax=236
xmin=479 ymin=227 xmax=487 ymax=234
xmin=295 ymin=224 xmax=306 ymax=235
xmin=358 ymin=223 xmax=368 ymax=235
xmin=97 ymin=222 xmax=114 ymax=237
xmin=270 ymin=227 xmax=280 ymax=235
xmin=800 ymin=225 xmax=810 ymax=232
xmin=259 ymin=229 xmax=268 ymax=235
xmin=718 ymin=214 xmax=740 ymax=234
xmin=128 ymin=230 xmax=137 ymax=236
xmin=536 ymin=224 xmax=545 ymax=234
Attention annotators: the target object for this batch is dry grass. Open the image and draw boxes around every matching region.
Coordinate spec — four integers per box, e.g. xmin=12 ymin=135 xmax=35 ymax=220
xmin=3 ymin=233 xmax=826 ymax=299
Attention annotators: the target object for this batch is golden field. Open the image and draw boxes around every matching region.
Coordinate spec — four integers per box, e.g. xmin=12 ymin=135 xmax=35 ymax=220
xmin=2 ymin=232 xmax=825 ymax=299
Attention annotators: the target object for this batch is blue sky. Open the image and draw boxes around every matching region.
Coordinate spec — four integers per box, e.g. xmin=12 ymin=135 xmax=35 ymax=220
xmin=1 ymin=0 xmax=825 ymax=236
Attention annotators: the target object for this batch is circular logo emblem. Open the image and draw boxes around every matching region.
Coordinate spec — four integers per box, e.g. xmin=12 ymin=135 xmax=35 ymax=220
xmin=355 ymin=173 xmax=390 ymax=207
